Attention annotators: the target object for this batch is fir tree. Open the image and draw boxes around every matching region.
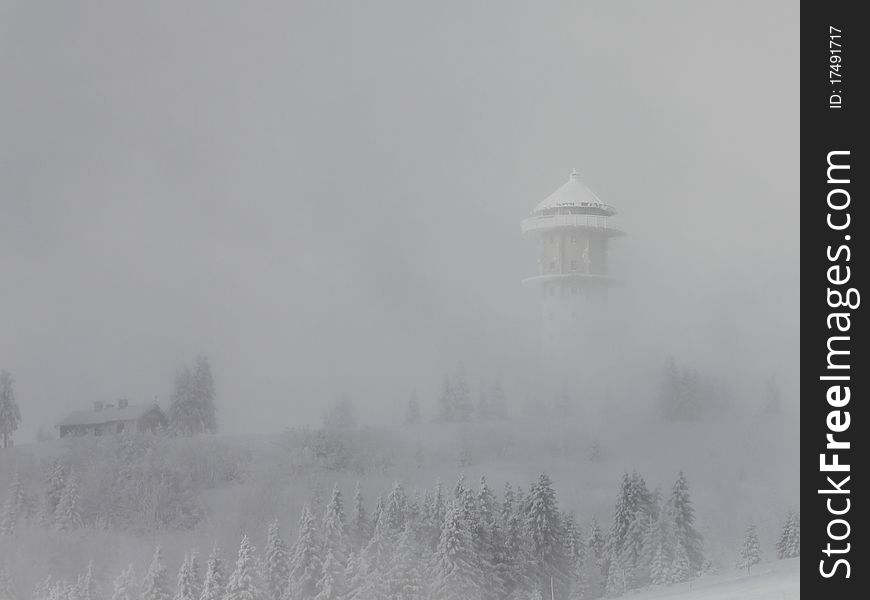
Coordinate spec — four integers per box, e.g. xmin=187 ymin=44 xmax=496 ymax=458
xmin=349 ymin=483 xmax=370 ymax=551
xmin=199 ymin=548 xmax=226 ymax=600
xmin=175 ymin=553 xmax=199 ymax=600
xmin=422 ymin=480 xmax=446 ymax=551
xmin=193 ymin=356 xmax=217 ymax=433
xmin=428 ymin=501 xmax=482 ymax=600
xmin=262 ymin=522 xmax=290 ymax=600
xmin=385 ymin=526 xmax=423 ymax=600
xmin=168 ymin=366 xmax=197 ymax=436
xmin=0 ymin=370 xmax=21 ymax=449
xmin=436 ymin=377 xmax=454 ymax=423
xmin=0 ymin=474 xmax=23 ymax=535
xmin=384 ymin=481 xmax=408 ymax=537
xmin=225 ymin=536 xmax=262 ymax=600
xmin=54 ymin=476 xmax=82 ymax=531
xmin=475 ymin=386 xmax=491 ymax=421
xmin=41 ymin=460 xmax=66 ymax=525
xmin=641 ymin=508 xmax=673 ymax=586
xmin=737 ymin=523 xmax=761 ymax=575
xmin=76 ymin=562 xmax=99 ymax=600
xmin=142 ymin=548 xmax=171 ymax=600
xmin=666 ymin=472 xmax=704 ymax=578
xmin=489 ymin=379 xmax=508 ymax=420
xmin=322 ymin=486 xmax=348 ymax=567
xmin=111 ymin=566 xmax=137 ymax=600
xmin=524 ymin=474 xmax=570 ymax=598
xmin=289 ymin=505 xmax=322 ymax=600
xmin=776 ymin=511 xmax=800 ymax=559
xmin=404 ymin=394 xmax=421 ymax=425
xmin=604 ymin=472 xmax=655 ymax=594
xmin=313 ymin=550 xmax=344 ymax=600
xmin=451 ymin=363 xmax=473 ymax=422
xmin=788 ymin=511 xmax=800 ymax=558
xmin=322 ymin=396 xmax=356 ymax=430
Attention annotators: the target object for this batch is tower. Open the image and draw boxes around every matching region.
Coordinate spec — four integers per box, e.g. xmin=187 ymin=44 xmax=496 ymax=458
xmin=521 ymin=169 xmax=624 ymax=357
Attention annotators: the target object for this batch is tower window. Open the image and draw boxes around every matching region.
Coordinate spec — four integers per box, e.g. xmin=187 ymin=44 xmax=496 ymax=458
xmin=570 ymin=260 xmax=579 ymax=271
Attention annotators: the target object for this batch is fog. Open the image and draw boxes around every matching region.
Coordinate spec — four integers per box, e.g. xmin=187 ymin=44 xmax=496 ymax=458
xmin=0 ymin=0 xmax=798 ymax=437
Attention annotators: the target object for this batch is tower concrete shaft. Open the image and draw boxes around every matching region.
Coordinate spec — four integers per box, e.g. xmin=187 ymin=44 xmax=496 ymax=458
xmin=522 ymin=170 xmax=624 ymax=353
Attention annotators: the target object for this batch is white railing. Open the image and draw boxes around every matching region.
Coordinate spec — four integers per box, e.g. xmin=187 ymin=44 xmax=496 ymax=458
xmin=521 ymin=214 xmax=622 ymax=235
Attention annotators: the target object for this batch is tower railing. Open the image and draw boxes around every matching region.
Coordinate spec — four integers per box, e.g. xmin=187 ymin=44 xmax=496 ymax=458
xmin=520 ymin=213 xmax=624 ymax=236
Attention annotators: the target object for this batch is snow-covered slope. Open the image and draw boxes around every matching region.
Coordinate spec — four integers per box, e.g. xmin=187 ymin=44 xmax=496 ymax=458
xmin=627 ymin=558 xmax=799 ymax=600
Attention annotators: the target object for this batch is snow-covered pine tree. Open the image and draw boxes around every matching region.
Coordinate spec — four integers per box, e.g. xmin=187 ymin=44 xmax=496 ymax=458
xmin=321 ymin=486 xmax=348 ymax=568
xmin=225 ymin=536 xmax=262 ymax=600
xmin=524 ymin=473 xmax=570 ymax=599
xmin=451 ymin=363 xmax=473 ymax=422
xmin=76 ymin=561 xmax=99 ymax=600
xmin=54 ymin=476 xmax=82 ymax=531
xmin=168 ymin=366 xmax=197 ymax=436
xmin=474 ymin=477 xmax=503 ymax=600
xmin=665 ymin=472 xmax=704 ymax=578
xmin=349 ymin=483 xmax=370 ymax=552
xmin=313 ymin=549 xmax=344 ymax=600
xmin=737 ymin=523 xmax=761 ymax=575
xmin=436 ymin=377 xmax=454 ymax=423
xmin=603 ymin=472 xmax=655 ymax=595
xmin=788 ymin=511 xmax=800 ymax=558
xmin=586 ymin=519 xmax=604 ymax=567
xmin=289 ymin=505 xmax=323 ymax=600
xmin=262 ymin=521 xmax=290 ymax=600
xmin=175 ymin=553 xmax=198 ymax=600
xmin=111 ymin=566 xmax=137 ymax=600
xmin=776 ymin=511 xmax=800 ymax=559
xmin=142 ymin=548 xmax=171 ymax=600
xmin=641 ymin=508 xmax=673 ymax=586
xmin=421 ymin=480 xmax=446 ymax=551
xmin=343 ymin=549 xmax=387 ymax=600
xmin=0 ymin=474 xmax=23 ymax=535
xmin=475 ymin=386 xmax=491 ymax=422
xmin=322 ymin=396 xmax=356 ymax=430
xmin=489 ymin=378 xmax=508 ymax=420
xmin=385 ymin=525 xmax=423 ymax=600
xmin=41 ymin=460 xmax=66 ymax=525
xmin=384 ymin=481 xmax=408 ymax=537
xmin=0 ymin=568 xmax=14 ymax=600
xmin=199 ymin=547 xmax=226 ymax=600
xmin=404 ymin=393 xmax=421 ymax=425
xmin=193 ymin=356 xmax=217 ymax=434
xmin=428 ymin=501 xmax=482 ymax=600
xmin=0 ymin=370 xmax=21 ymax=449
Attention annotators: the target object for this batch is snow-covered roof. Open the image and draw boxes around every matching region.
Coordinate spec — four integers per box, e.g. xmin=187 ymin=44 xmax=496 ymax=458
xmin=57 ymin=403 xmax=163 ymax=427
xmin=532 ymin=169 xmax=615 ymax=215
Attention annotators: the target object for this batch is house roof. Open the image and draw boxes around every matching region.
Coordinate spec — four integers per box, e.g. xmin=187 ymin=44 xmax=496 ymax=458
xmin=57 ymin=403 xmax=163 ymax=427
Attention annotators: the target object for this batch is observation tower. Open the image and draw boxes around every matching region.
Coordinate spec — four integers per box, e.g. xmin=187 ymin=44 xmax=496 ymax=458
xmin=521 ymin=169 xmax=625 ymax=352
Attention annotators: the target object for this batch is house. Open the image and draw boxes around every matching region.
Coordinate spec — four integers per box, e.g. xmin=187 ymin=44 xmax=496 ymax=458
xmin=57 ymin=399 xmax=167 ymax=438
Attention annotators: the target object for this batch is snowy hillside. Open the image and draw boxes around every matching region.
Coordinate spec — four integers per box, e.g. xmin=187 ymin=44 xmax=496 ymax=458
xmin=628 ymin=559 xmax=799 ymax=600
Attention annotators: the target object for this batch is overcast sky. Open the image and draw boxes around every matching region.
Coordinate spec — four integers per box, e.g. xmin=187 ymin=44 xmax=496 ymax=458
xmin=0 ymin=0 xmax=798 ymax=437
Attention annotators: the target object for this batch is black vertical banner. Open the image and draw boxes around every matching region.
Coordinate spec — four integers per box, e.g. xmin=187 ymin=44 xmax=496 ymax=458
xmin=802 ymin=3 xmax=867 ymax=597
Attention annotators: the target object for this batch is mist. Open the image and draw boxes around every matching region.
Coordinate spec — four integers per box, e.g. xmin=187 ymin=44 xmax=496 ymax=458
xmin=0 ymin=0 xmax=798 ymax=437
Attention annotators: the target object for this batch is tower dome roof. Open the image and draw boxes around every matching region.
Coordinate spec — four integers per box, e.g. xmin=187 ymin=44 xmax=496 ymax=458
xmin=532 ymin=169 xmax=615 ymax=215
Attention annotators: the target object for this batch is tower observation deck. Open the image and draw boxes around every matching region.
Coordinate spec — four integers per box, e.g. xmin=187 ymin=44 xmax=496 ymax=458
xmin=522 ymin=169 xmax=624 ymax=350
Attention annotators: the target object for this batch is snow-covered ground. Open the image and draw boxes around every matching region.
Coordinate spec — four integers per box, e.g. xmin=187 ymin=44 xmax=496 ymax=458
xmin=627 ymin=558 xmax=799 ymax=600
